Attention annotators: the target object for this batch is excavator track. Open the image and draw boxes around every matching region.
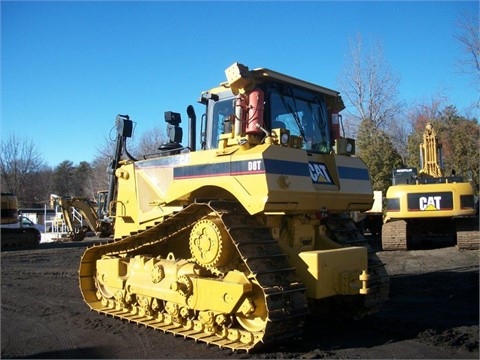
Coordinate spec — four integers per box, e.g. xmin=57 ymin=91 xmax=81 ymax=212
xmin=381 ymin=220 xmax=408 ymax=251
xmin=1 ymin=228 xmax=41 ymax=251
xmin=456 ymin=217 xmax=480 ymax=250
xmin=79 ymin=202 xmax=309 ymax=351
xmin=382 ymin=218 xmax=479 ymax=251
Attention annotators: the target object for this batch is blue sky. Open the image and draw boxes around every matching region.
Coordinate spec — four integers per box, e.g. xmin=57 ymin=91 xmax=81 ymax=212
xmin=2 ymin=1 xmax=478 ymax=167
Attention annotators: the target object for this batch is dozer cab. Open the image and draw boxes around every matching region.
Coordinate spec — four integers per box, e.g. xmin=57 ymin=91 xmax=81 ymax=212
xmin=79 ymin=62 xmax=389 ymax=351
xmin=382 ymin=122 xmax=479 ymax=250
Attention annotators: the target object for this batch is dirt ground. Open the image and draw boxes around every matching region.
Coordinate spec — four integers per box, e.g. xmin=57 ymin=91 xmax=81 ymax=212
xmin=1 ymin=237 xmax=478 ymax=359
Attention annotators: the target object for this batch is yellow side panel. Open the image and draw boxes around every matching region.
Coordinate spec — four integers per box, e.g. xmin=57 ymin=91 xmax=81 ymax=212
xmin=298 ymin=247 xmax=367 ymax=299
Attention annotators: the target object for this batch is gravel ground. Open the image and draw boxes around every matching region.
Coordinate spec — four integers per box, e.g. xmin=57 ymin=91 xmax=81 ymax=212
xmin=1 ymin=237 xmax=478 ymax=359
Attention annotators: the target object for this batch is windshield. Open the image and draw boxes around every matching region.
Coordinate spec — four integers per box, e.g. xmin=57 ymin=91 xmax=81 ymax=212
xmin=205 ymin=98 xmax=234 ymax=149
xmin=269 ymin=90 xmax=331 ymax=153
xmin=205 ymin=86 xmax=332 ymax=153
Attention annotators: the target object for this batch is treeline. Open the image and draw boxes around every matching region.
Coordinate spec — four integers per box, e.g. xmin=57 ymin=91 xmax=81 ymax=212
xmin=0 ymin=128 xmax=167 ymax=208
xmin=357 ymin=105 xmax=479 ymax=194
xmin=0 ymin=136 xmax=111 ymax=208
xmin=1 ymin=103 xmax=478 ymax=209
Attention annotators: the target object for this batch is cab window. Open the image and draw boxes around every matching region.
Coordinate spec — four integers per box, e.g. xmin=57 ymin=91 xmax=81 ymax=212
xmin=269 ymin=91 xmax=331 ymax=153
xmin=207 ymin=98 xmax=234 ymax=149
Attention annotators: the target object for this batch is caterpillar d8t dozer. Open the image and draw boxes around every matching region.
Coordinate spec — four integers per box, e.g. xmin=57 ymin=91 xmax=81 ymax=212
xmin=382 ymin=122 xmax=479 ymax=251
xmin=79 ymin=62 xmax=389 ymax=351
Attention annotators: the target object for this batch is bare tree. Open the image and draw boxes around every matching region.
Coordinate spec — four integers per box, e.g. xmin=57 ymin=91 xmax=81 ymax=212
xmin=386 ymin=120 xmax=411 ymax=162
xmin=87 ymin=121 xmax=169 ymax=201
xmin=32 ymin=165 xmax=55 ymax=207
xmin=337 ymin=33 xmax=403 ymax=131
xmin=90 ymin=156 xmax=110 ymax=195
xmin=455 ymin=11 xmax=480 ymax=76
xmin=454 ymin=11 xmax=480 ymax=109
xmin=88 ymin=136 xmax=117 ymax=195
xmin=337 ymin=34 xmax=405 ymax=191
xmin=0 ymin=133 xmax=44 ymax=203
xmin=137 ymin=126 xmax=168 ymax=156
xmin=89 ymin=131 xmax=135 ymax=196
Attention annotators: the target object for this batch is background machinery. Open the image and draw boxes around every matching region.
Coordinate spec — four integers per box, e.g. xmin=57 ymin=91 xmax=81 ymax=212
xmin=362 ymin=190 xmax=384 ymax=237
xmin=79 ymin=62 xmax=389 ymax=351
xmin=382 ymin=122 xmax=479 ymax=250
xmin=50 ymin=193 xmax=113 ymax=242
xmin=1 ymin=192 xmax=41 ymax=250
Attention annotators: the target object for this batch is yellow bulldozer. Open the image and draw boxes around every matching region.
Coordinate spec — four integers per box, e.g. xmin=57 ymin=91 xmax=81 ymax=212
xmin=382 ymin=122 xmax=479 ymax=250
xmin=79 ymin=62 xmax=389 ymax=351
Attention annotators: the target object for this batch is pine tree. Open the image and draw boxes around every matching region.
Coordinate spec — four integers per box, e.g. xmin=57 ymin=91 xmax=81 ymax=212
xmin=357 ymin=119 xmax=403 ymax=193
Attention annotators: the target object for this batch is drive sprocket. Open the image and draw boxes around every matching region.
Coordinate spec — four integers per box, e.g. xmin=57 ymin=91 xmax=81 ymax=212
xmin=189 ymin=218 xmax=235 ymax=272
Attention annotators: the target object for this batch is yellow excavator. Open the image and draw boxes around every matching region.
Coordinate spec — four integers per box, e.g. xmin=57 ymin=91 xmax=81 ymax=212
xmin=79 ymin=62 xmax=389 ymax=351
xmin=382 ymin=122 xmax=479 ymax=250
xmin=1 ymin=193 xmax=41 ymax=250
xmin=50 ymin=193 xmax=113 ymax=241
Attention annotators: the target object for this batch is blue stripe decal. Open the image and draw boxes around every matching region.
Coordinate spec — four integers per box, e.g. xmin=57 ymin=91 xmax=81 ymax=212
xmin=173 ymin=159 xmax=310 ymax=179
xmin=173 ymin=159 xmax=369 ymax=182
xmin=174 ymin=162 xmax=233 ymax=178
xmin=338 ymin=166 xmax=370 ymax=180
xmin=263 ymin=159 xmax=310 ymax=177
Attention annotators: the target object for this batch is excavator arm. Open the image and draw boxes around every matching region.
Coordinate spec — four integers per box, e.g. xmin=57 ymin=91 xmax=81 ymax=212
xmin=58 ymin=196 xmax=113 ymax=241
xmin=50 ymin=115 xmax=133 ymax=242
xmin=58 ymin=197 xmax=96 ymax=241
xmin=419 ymin=122 xmax=444 ymax=178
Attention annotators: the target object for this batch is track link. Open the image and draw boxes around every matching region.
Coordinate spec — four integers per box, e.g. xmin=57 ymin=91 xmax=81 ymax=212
xmin=79 ymin=202 xmax=309 ymax=351
xmin=382 ymin=218 xmax=479 ymax=251
xmin=381 ymin=220 xmax=408 ymax=250
xmin=456 ymin=217 xmax=480 ymax=250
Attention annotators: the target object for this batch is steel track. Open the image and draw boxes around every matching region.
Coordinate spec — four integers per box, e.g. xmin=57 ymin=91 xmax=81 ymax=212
xmin=79 ymin=202 xmax=309 ymax=351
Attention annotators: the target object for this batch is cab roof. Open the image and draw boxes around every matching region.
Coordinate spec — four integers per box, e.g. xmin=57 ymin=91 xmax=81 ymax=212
xmin=250 ymin=67 xmax=340 ymax=98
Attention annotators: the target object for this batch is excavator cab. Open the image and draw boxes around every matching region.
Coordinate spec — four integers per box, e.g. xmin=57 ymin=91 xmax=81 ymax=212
xmin=391 ymin=167 xmax=418 ymax=185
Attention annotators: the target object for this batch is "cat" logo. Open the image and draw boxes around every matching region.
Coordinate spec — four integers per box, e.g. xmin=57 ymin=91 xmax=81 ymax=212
xmin=419 ymin=196 xmax=441 ymax=210
xmin=308 ymin=162 xmax=334 ymax=185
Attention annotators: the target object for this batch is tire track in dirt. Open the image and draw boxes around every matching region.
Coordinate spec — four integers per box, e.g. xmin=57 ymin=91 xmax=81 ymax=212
xmin=1 ymin=240 xmax=478 ymax=359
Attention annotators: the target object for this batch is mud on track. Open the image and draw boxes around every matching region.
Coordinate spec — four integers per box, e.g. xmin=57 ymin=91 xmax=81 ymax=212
xmin=1 ymin=237 xmax=478 ymax=359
